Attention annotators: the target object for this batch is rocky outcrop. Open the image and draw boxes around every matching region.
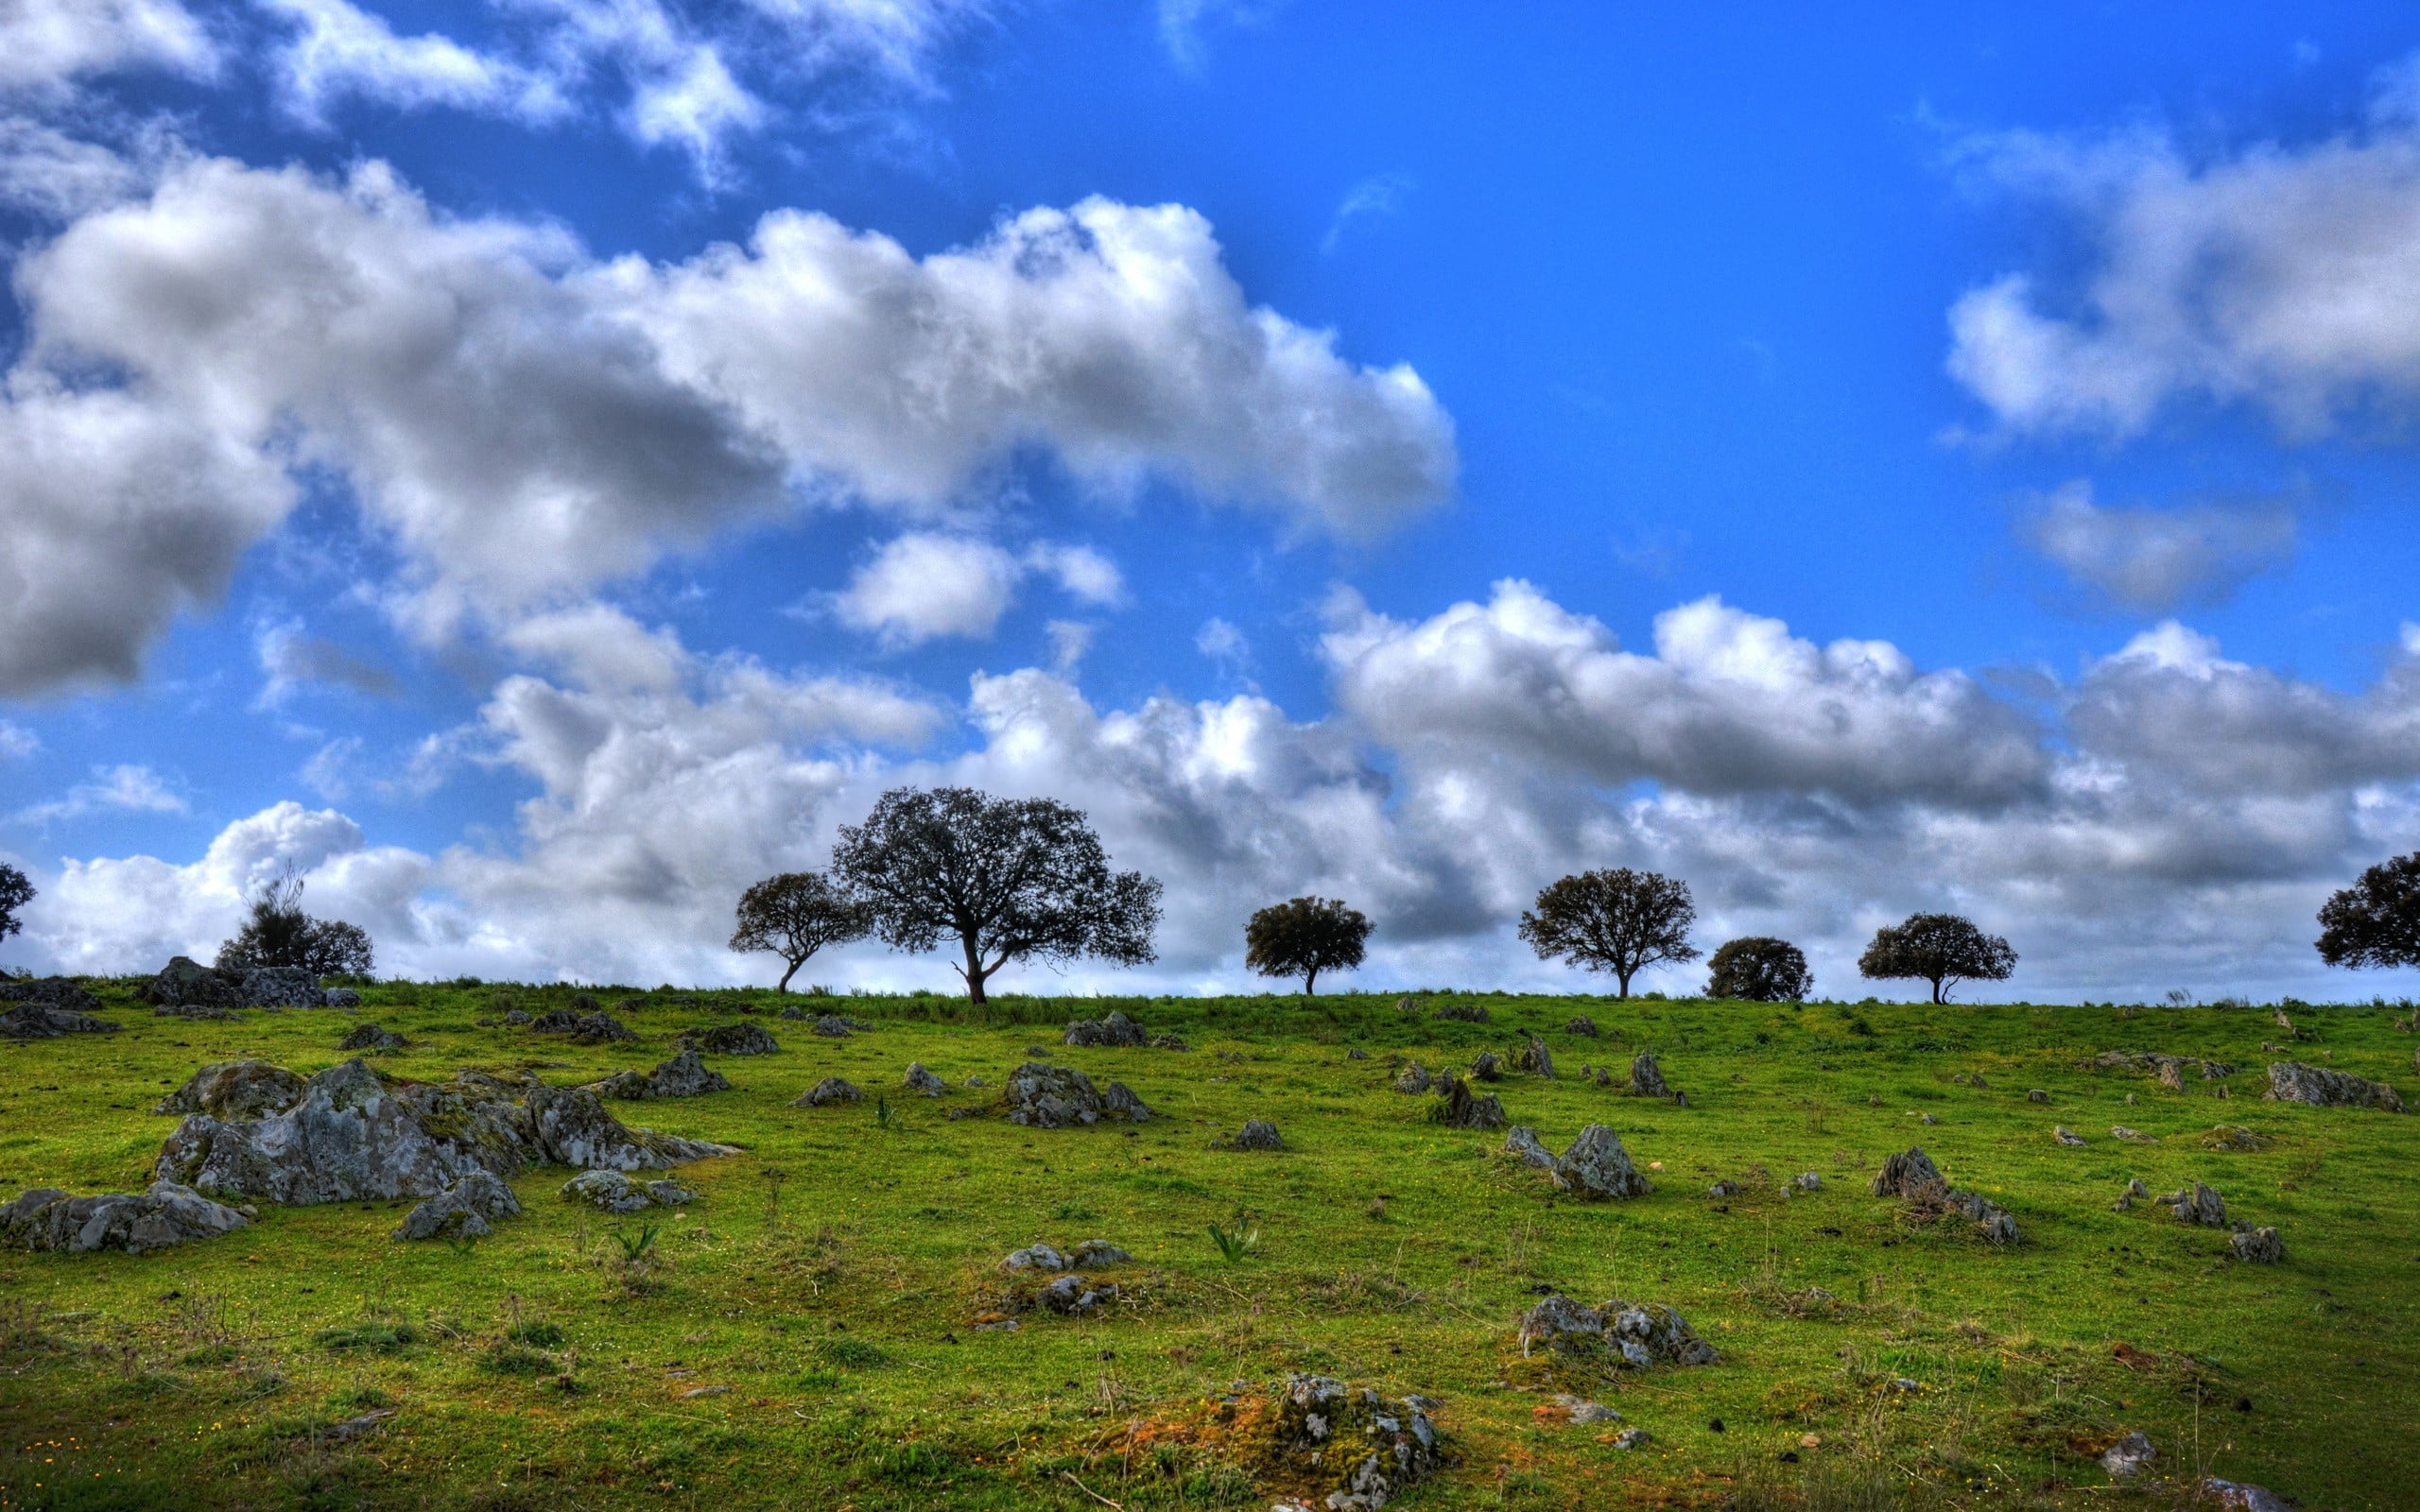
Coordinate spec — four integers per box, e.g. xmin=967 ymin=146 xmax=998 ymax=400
xmin=392 ymin=1171 xmax=522 ymax=1241
xmin=1502 ymin=1125 xmax=1556 ymax=1169
xmin=1564 ymin=1015 xmax=1599 ymax=1037
xmin=1432 ymin=1003 xmax=1489 ymax=1023
xmin=1427 ymin=1073 xmax=1509 ymax=1130
xmin=1001 ymin=1062 xmax=1152 ymax=1127
xmin=561 ymin=1170 xmax=698 ymax=1213
xmin=1869 ymin=1146 xmax=1945 ymax=1198
xmin=590 ymin=1049 xmax=733 ymax=1101
xmin=2161 ymin=1181 xmax=2226 ymax=1227
xmin=154 ymin=1058 xmax=736 ymax=1206
xmin=137 ymin=957 xmax=334 ymax=1010
xmin=1392 ymin=1063 xmax=1431 ymax=1094
xmin=0 ymin=1180 xmax=250 ymax=1255
xmin=2204 ymin=1125 xmax=2274 ymax=1151
xmin=1870 ymin=1145 xmax=2018 ymax=1244
xmin=2230 ymin=1227 xmax=2285 ymax=1263
xmin=0 ymin=998 xmax=119 ymax=1038
xmin=1628 ymin=1051 xmax=1673 ymax=1099
xmin=1515 ymin=1295 xmax=1716 ymax=1366
xmin=2085 ymin=1050 xmax=2238 ymax=1082
xmin=1550 ymin=1125 xmax=1652 ymax=1199
xmin=1224 ymin=1119 xmax=1285 ymax=1151
xmin=904 ymin=1062 xmax=947 ymax=1096
xmin=529 ymin=1008 xmax=637 ymax=1044
xmin=1003 ymin=1239 xmax=1133 ymax=1271
xmin=1252 ymin=1375 xmax=1443 ymax=1512
xmin=2100 ymin=1433 xmax=2155 ymax=1479
xmin=1062 ymin=1010 xmax=1149 ymax=1048
xmin=790 ymin=1076 xmax=864 ymax=1108
xmin=2051 ymin=1125 xmax=2086 ymax=1145
xmin=681 ymin=1022 xmax=781 ymax=1057
xmin=0 ymin=977 xmax=105 ymax=1015
xmin=154 ymin=1061 xmax=308 ymax=1119
xmin=2197 ymin=1480 xmax=2291 ymax=1512
xmin=1510 ymin=1036 xmax=1554 ymax=1078
xmin=808 ymin=1014 xmax=866 ymax=1037
xmin=2265 ymin=1061 xmax=2407 ymax=1112
xmin=337 ymin=1023 xmax=406 ymax=1053
xmin=1469 ymin=1051 xmax=1503 ymax=1081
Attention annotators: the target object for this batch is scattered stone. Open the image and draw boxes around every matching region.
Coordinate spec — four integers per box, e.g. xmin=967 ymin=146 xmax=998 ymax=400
xmin=1510 ymin=1036 xmax=1555 ymax=1078
xmin=529 ymin=1008 xmax=636 ymax=1044
xmin=1565 ymin=1015 xmax=1599 ymax=1037
xmin=1591 ymin=1066 xmax=1615 ymax=1088
xmin=1708 ymin=1179 xmax=1741 ymax=1199
xmin=1871 ymin=1146 xmax=2016 ymax=1244
xmin=1224 ymin=1119 xmax=1285 ymax=1151
xmin=2124 ymin=1091 xmax=2138 ymax=1105
xmin=0 ymin=976 xmax=106 ymax=1015
xmin=2026 ymin=1089 xmax=2048 ymax=1104
xmin=1150 ymin=1034 xmax=1191 ymax=1051
xmin=2111 ymin=1125 xmax=2154 ymax=1143
xmin=1002 ymin=1243 xmax=1067 ymax=1271
xmin=791 ymin=1077 xmax=864 ymax=1108
xmin=2113 ymin=1177 xmax=2150 ymax=1212
xmin=1033 ymin=1273 xmax=1119 ymax=1315
xmin=1789 ymin=1172 xmax=1822 ymax=1194
xmin=503 ymin=1008 xmax=532 ymax=1026
xmin=1551 ymin=1125 xmax=1653 ymax=1200
xmin=1432 ymin=1003 xmax=1490 ymax=1023
xmin=1918 ymin=1112 xmax=1939 ymax=1125
xmin=322 ymin=1409 xmax=395 ymax=1440
xmin=1627 ymin=1052 xmax=1673 ymax=1100
xmin=1515 ymin=1294 xmax=1716 ymax=1367
xmin=1544 ymin=1394 xmax=1621 ymax=1425
xmin=155 ymin=1057 xmax=737 ymax=1205
xmin=2160 ymin=1181 xmax=2226 ymax=1227
xmin=808 ymin=1014 xmax=852 ymax=1036
xmin=2265 ymin=1061 xmax=2407 ymax=1113
xmin=154 ymin=1060 xmax=309 ymax=1120
xmin=1247 ymin=1374 xmax=1443 ymax=1512
xmin=680 ymin=1022 xmax=781 ymax=1057
xmin=2086 ymin=1050 xmax=2238 ymax=1082
xmin=2198 ymin=1478 xmax=2293 ymax=1512
xmin=1867 ymin=1094 xmax=1884 ymax=1107
xmin=1502 ymin=1126 xmax=1556 ymax=1169
xmin=1870 ymin=1148 xmax=1945 ymax=1198
xmin=963 ymin=1074 xmax=988 ymax=1088
xmin=1346 ymin=1048 xmax=1369 ymax=1060
xmin=2100 ymin=1432 xmax=2155 ymax=1479
xmin=1469 ymin=1051 xmax=1504 ymax=1081
xmin=1001 ymin=1062 xmax=1152 ymax=1127
xmin=2204 ymin=1125 xmax=2273 ymax=1151
xmin=1612 ymin=1428 xmax=1650 ymax=1449
xmin=1393 ymin=1063 xmax=1432 ymax=1094
xmin=1062 ymin=1010 xmax=1149 ymax=1048
xmin=0 ymin=1180 xmax=250 ymax=1255
xmin=0 ymin=998 xmax=120 ymax=1039
xmin=1428 ymin=1073 xmax=1509 ymax=1131
xmin=591 ymin=1049 xmax=733 ymax=1101
xmin=322 ymin=988 xmax=362 ymax=1008
xmin=561 ymin=1170 xmax=697 ymax=1213
xmin=2230 ymin=1227 xmax=2285 ymax=1263
xmin=2051 ymin=1125 xmax=2086 ymax=1145
xmin=337 ymin=1023 xmax=406 ymax=1053
xmin=392 ymin=1171 xmax=522 ymax=1241
xmin=903 ymin=1062 xmax=947 ymax=1096
xmin=136 ymin=956 xmax=247 ymax=1012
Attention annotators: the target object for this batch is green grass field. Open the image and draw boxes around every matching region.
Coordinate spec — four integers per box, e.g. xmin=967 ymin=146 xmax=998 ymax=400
xmin=1 ymin=982 xmax=2413 ymax=1510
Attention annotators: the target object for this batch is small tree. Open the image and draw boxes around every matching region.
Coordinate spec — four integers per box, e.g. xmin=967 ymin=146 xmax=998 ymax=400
xmin=1517 ymin=868 xmax=1700 ymax=999
xmin=1857 ymin=913 xmax=2014 ymax=1005
xmin=2316 ymin=851 xmax=2420 ymax=971
xmin=217 ymin=873 xmax=375 ymax=977
xmin=832 ymin=786 xmax=1162 ymax=1005
xmin=0 ymin=864 xmax=32 ymax=954
xmin=1705 ymin=936 xmax=1811 ymax=1002
xmin=1244 ymin=896 xmax=1372 ymax=994
xmin=731 ymin=870 xmax=873 ymax=991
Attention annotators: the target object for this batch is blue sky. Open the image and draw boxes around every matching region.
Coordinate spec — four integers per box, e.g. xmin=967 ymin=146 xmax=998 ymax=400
xmin=7 ymin=0 xmax=2420 ymax=1002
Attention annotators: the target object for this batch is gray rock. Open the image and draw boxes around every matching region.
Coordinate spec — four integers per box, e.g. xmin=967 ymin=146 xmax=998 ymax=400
xmin=1789 ymin=1172 xmax=1822 ymax=1194
xmin=2026 ymin=1089 xmax=2048 ymax=1104
xmin=392 ymin=1171 xmax=522 ymax=1241
xmin=2198 ymin=1479 xmax=2293 ymax=1512
xmin=1002 ymin=1061 xmax=1152 ymax=1127
xmin=1227 ymin=1119 xmax=1285 ymax=1151
xmin=1708 ymin=1179 xmax=1741 ymax=1199
xmin=962 ymin=1074 xmax=988 ymax=1088
xmin=1565 ymin=1015 xmax=1599 ymax=1037
xmin=1515 ymin=1294 xmax=1714 ymax=1367
xmin=1255 ymin=1374 xmax=1443 ymax=1512
xmin=2100 ymin=1432 xmax=2154 ymax=1479
xmin=592 ymin=1049 xmax=733 ymax=1101
xmin=2265 ymin=1061 xmax=2407 ymax=1112
xmin=502 ymin=1008 xmax=533 ymax=1026
xmin=1346 ymin=1048 xmax=1368 ymax=1060
xmin=1548 ymin=1394 xmax=1621 ymax=1425
xmin=1510 ymin=1036 xmax=1554 ymax=1078
xmin=2114 ymin=1177 xmax=2151 ymax=1211
xmin=1612 ymin=1428 xmax=1650 ymax=1449
xmin=1869 ymin=1147 xmax=1946 ymax=1199
xmin=2112 ymin=1125 xmax=2154 ymax=1143
xmin=1003 ymin=1242 xmax=1067 ymax=1271
xmin=1551 ymin=1125 xmax=1652 ymax=1200
xmin=529 ymin=1008 xmax=636 ymax=1044
xmin=2087 ymin=1050 xmax=2238 ymax=1083
xmin=1469 ymin=1051 xmax=1504 ymax=1082
xmin=1428 ymin=1073 xmax=1509 ymax=1131
xmin=1432 ymin=1003 xmax=1489 ymax=1022
xmin=903 ymin=1062 xmax=946 ymax=1096
xmin=0 ymin=1180 xmax=250 ymax=1255
xmin=337 ymin=1023 xmax=406 ymax=1053
xmin=154 ymin=1060 xmax=309 ymax=1120
xmin=1872 ymin=1145 xmax=2016 ymax=1243
xmin=0 ymin=998 xmax=118 ymax=1039
xmin=322 ymin=988 xmax=362 ymax=1008
xmin=1034 ymin=1273 xmax=1118 ymax=1315
xmin=238 ymin=967 xmax=328 ymax=1008
xmin=1503 ymin=1125 xmax=1556 ymax=1169
xmin=1919 ymin=1112 xmax=1939 ymax=1125
xmin=0 ymin=976 xmax=105 ymax=1014
xmin=2051 ymin=1125 xmax=2086 ymax=1145
xmin=2230 ymin=1227 xmax=2285 ymax=1263
xmin=560 ymin=1170 xmax=698 ymax=1213
xmin=810 ymin=1014 xmax=857 ymax=1037
xmin=1148 ymin=1033 xmax=1190 ymax=1051
xmin=1393 ymin=1063 xmax=1431 ymax=1094
xmin=1627 ymin=1051 xmax=1672 ymax=1099
xmin=681 ymin=1022 xmax=781 ymax=1057
xmin=155 ymin=1057 xmax=737 ymax=1205
xmin=1062 ymin=1010 xmax=1149 ymax=1048
xmin=1068 ymin=1239 xmax=1133 ymax=1267
xmin=136 ymin=956 xmax=247 ymax=1010
xmin=790 ymin=1077 xmax=864 ymax=1108
xmin=2161 ymin=1181 xmax=2226 ymax=1227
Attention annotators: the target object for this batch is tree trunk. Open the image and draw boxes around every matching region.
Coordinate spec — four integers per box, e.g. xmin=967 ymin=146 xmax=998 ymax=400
xmin=1305 ymin=965 xmax=1319 ymax=995
xmin=1930 ymin=976 xmax=1946 ymax=1005
xmin=961 ymin=933 xmax=989 ymax=1005
xmin=777 ymin=957 xmax=802 ymax=992
xmin=1616 ymin=967 xmax=1634 ymax=999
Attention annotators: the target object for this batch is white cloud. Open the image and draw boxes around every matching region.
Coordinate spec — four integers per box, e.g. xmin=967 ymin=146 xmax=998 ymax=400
xmin=1045 ymin=619 xmax=1095 ymax=672
xmin=262 ymin=0 xmax=564 ymax=127
xmin=0 ymin=118 xmax=153 ymax=219
xmin=2018 ymin=479 xmax=2298 ymax=611
xmin=14 ymin=764 xmax=187 ymax=825
xmin=832 ymin=533 xmax=1021 ymax=644
xmin=0 ymin=721 xmax=38 ymax=762
xmin=1322 ymin=171 xmax=1411 ymax=254
xmin=1156 ymin=0 xmax=1270 ymax=70
xmin=0 ymin=153 xmax=1449 ymax=689
xmin=0 ymin=0 xmax=216 ymax=94
xmin=1947 ymin=62 xmax=2420 ymax=438
xmin=254 ymin=618 xmax=400 ymax=704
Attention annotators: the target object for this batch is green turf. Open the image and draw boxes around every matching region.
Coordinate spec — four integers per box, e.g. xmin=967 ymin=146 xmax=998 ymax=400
xmin=0 ymin=981 xmax=2413 ymax=1510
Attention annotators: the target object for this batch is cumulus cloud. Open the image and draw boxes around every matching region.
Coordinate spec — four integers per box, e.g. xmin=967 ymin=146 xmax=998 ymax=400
xmin=1946 ymin=61 xmax=2420 ymax=438
xmin=0 ymin=153 xmax=1449 ymax=687
xmin=0 ymin=0 xmax=216 ymax=94
xmin=14 ymin=764 xmax=187 ymax=825
xmin=828 ymin=535 xmax=1125 ymax=646
xmin=262 ymin=0 xmax=564 ymax=126
xmin=2018 ymin=479 xmax=2299 ymax=612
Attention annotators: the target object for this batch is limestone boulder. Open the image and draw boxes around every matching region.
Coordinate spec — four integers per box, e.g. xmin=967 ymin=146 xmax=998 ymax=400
xmin=791 ymin=1077 xmax=864 ymax=1108
xmin=2230 ymin=1227 xmax=2285 ymax=1263
xmin=682 ymin=1022 xmax=781 ymax=1057
xmin=2161 ymin=1181 xmax=2227 ymax=1227
xmin=1392 ymin=1063 xmax=1431 ymax=1094
xmin=1062 ymin=1010 xmax=1148 ymax=1048
xmin=0 ymin=1180 xmax=250 ymax=1255
xmin=0 ymin=999 xmax=119 ymax=1039
xmin=1628 ymin=1051 xmax=1673 ymax=1099
xmin=1002 ymin=1062 xmax=1152 ymax=1127
xmin=1551 ymin=1125 xmax=1652 ymax=1200
xmin=2265 ymin=1061 xmax=2406 ymax=1112
xmin=153 ymin=1060 xmax=307 ymax=1119
xmin=530 ymin=1008 xmax=637 ymax=1043
xmin=592 ymin=1049 xmax=733 ymax=1101
xmin=1226 ymin=1119 xmax=1285 ymax=1151
xmin=0 ymin=977 xmax=105 ymax=1015
xmin=1510 ymin=1036 xmax=1554 ymax=1078
xmin=1502 ymin=1125 xmax=1555 ymax=1169
xmin=904 ymin=1062 xmax=947 ymax=1096
xmin=1564 ymin=1015 xmax=1599 ymax=1037
xmin=1428 ymin=1073 xmax=1508 ymax=1131
xmin=561 ymin=1170 xmax=698 ymax=1213
xmin=392 ymin=1171 xmax=522 ymax=1241
xmin=337 ymin=1023 xmax=406 ymax=1053
xmin=1516 ymin=1294 xmax=1715 ymax=1366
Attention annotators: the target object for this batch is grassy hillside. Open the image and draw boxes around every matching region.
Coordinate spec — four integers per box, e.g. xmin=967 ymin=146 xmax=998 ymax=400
xmin=0 ymin=982 xmax=2413 ymax=1510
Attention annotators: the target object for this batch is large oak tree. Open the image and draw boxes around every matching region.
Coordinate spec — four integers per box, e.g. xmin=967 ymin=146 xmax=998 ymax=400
xmin=1517 ymin=868 xmax=1699 ymax=999
xmin=833 ymin=786 xmax=1161 ymax=1004
xmin=2316 ymin=851 xmax=2420 ymax=971
xmin=731 ymin=870 xmax=873 ymax=991
xmin=1244 ymin=896 xmax=1372 ymax=994
xmin=1857 ymin=913 xmax=2014 ymax=1005
xmin=1705 ymin=936 xmax=1812 ymax=1002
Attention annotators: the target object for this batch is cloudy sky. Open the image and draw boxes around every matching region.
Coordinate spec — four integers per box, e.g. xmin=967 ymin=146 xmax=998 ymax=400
xmin=6 ymin=2 xmax=2420 ymax=1003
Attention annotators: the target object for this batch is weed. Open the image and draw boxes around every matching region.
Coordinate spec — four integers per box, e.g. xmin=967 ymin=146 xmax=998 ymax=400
xmin=1207 ymin=1208 xmax=1261 ymax=1264
xmin=311 ymin=1320 xmax=419 ymax=1354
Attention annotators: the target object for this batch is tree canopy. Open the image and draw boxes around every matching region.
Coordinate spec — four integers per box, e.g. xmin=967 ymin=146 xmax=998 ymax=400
xmin=832 ymin=786 xmax=1161 ymax=1004
xmin=216 ymin=874 xmax=374 ymax=977
xmin=732 ymin=870 xmax=873 ymax=991
xmin=1243 ymin=896 xmax=1372 ymax=994
xmin=0 ymin=864 xmax=31 ymax=949
xmin=1517 ymin=868 xmax=1699 ymax=999
xmin=1857 ymin=913 xmax=2014 ymax=1004
xmin=2316 ymin=851 xmax=2420 ymax=971
xmin=1705 ymin=936 xmax=1811 ymax=1002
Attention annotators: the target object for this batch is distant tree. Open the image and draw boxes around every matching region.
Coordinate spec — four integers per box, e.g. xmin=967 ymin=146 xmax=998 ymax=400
xmin=1857 ymin=913 xmax=2014 ymax=1005
xmin=832 ymin=786 xmax=1162 ymax=1005
xmin=0 ymin=863 xmax=32 ymax=949
xmin=731 ymin=870 xmax=873 ymax=992
xmin=1705 ymin=936 xmax=1811 ymax=1002
xmin=2316 ymin=851 xmax=2420 ymax=971
xmin=216 ymin=873 xmax=375 ymax=977
xmin=1244 ymin=896 xmax=1373 ymax=995
xmin=1517 ymin=868 xmax=1700 ymax=1000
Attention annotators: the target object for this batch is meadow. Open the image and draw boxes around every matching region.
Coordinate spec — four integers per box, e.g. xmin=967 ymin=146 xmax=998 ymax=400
xmin=0 ymin=980 xmax=2413 ymax=1511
